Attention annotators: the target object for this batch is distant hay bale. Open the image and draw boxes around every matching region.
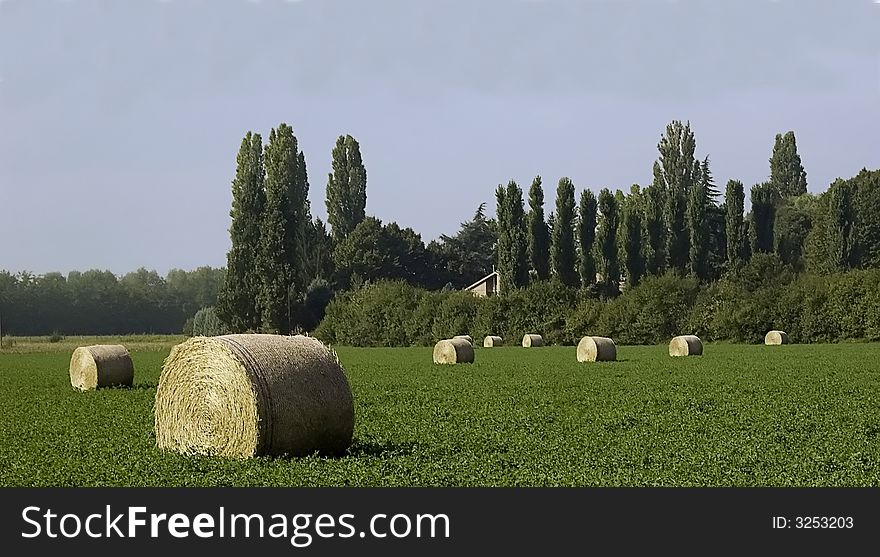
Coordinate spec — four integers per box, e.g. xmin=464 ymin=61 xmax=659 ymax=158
xmin=433 ymin=338 xmax=475 ymax=364
xmin=522 ymin=334 xmax=544 ymax=347
xmin=483 ymin=335 xmax=503 ymax=347
xmin=154 ymin=334 xmax=354 ymax=459
xmin=69 ymin=345 xmax=134 ymax=391
xmin=669 ymin=335 xmax=703 ymax=357
xmin=576 ymin=336 xmax=617 ymax=362
xmin=453 ymin=335 xmax=474 ymax=345
xmin=765 ymin=330 xmax=789 ymax=345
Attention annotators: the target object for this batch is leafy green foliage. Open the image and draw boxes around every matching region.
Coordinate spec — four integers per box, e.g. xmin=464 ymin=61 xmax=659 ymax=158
xmin=725 ymin=180 xmax=747 ymax=270
xmin=506 ymin=181 xmax=529 ymax=289
xmin=577 ymin=189 xmax=598 ymax=287
xmin=325 ymin=134 xmax=367 ymax=241
xmin=643 ymin=180 xmax=666 ymax=275
xmin=432 ymin=204 xmax=497 ymax=289
xmin=315 ymin=281 xmax=425 ymax=347
xmin=218 ymin=132 xmax=265 ymax=332
xmin=621 ymin=194 xmax=645 ymax=287
xmin=299 ymin=278 xmax=334 ymax=332
xmin=551 ymin=178 xmax=578 ymax=287
xmin=257 ymin=126 xmax=295 ymax=333
xmin=0 ymin=267 xmax=225 ymax=336
xmin=770 ymin=131 xmax=808 ymax=198
xmin=527 ymin=176 xmax=551 ymax=280
xmin=750 ymin=182 xmax=778 ymax=254
xmin=774 ymin=202 xmax=812 ymax=269
xmin=656 ymin=121 xmax=699 ymax=273
xmin=596 ymin=273 xmax=700 ymax=344
xmin=596 ymin=188 xmax=620 ymax=291
xmin=496 ymin=181 xmax=529 ymax=292
xmin=333 ymin=217 xmax=433 ymax=290
xmin=687 ymin=157 xmax=710 ymax=279
xmin=191 ymin=307 xmax=227 ymax=337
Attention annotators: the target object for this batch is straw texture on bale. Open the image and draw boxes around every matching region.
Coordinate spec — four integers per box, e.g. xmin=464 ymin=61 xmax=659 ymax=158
xmin=669 ymin=335 xmax=703 ymax=357
xmin=453 ymin=335 xmax=474 ymax=345
xmin=576 ymin=336 xmax=617 ymax=362
xmin=522 ymin=334 xmax=544 ymax=347
xmin=69 ymin=345 xmax=134 ymax=391
xmin=483 ymin=335 xmax=503 ymax=347
xmin=765 ymin=330 xmax=789 ymax=345
xmin=154 ymin=334 xmax=354 ymax=459
xmin=433 ymin=338 xmax=475 ymax=364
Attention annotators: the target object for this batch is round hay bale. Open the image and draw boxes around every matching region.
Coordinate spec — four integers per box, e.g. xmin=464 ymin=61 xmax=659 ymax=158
xmin=453 ymin=335 xmax=474 ymax=345
xmin=669 ymin=335 xmax=703 ymax=357
xmin=764 ymin=330 xmax=789 ymax=345
xmin=522 ymin=334 xmax=544 ymax=347
xmin=154 ymin=334 xmax=354 ymax=459
xmin=69 ymin=345 xmax=134 ymax=391
xmin=576 ymin=336 xmax=617 ymax=362
xmin=483 ymin=335 xmax=503 ymax=347
xmin=433 ymin=338 xmax=475 ymax=364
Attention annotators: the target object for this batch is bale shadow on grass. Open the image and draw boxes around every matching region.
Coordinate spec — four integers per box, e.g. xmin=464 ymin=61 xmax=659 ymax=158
xmin=346 ymin=438 xmax=421 ymax=458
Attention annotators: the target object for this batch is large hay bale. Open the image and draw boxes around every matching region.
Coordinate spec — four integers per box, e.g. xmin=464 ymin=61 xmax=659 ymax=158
xmin=522 ymin=334 xmax=544 ymax=347
xmin=433 ymin=338 xmax=475 ymax=364
xmin=576 ymin=336 xmax=617 ymax=362
xmin=154 ymin=334 xmax=354 ymax=459
xmin=483 ymin=335 xmax=503 ymax=347
xmin=765 ymin=330 xmax=789 ymax=345
xmin=453 ymin=335 xmax=474 ymax=345
xmin=669 ymin=335 xmax=703 ymax=357
xmin=69 ymin=345 xmax=134 ymax=391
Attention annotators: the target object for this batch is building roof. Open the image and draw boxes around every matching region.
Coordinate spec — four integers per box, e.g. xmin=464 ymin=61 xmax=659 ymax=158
xmin=464 ymin=271 xmax=498 ymax=291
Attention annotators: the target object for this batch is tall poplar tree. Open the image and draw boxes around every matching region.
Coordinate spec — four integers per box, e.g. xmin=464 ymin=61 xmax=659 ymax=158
xmin=577 ymin=189 xmax=598 ymax=287
xmin=326 ymin=134 xmax=367 ymax=241
xmin=495 ymin=184 xmax=513 ymax=293
xmin=621 ymin=192 xmax=645 ymax=287
xmin=527 ymin=176 xmax=551 ymax=280
xmin=643 ymin=176 xmax=666 ymax=276
xmin=218 ymin=132 xmax=265 ymax=332
xmin=750 ymin=182 xmax=778 ymax=254
xmin=257 ymin=125 xmax=296 ymax=333
xmin=827 ymin=179 xmax=855 ymax=270
xmin=506 ymin=181 xmax=530 ymax=289
xmin=551 ymin=177 xmax=578 ymax=287
xmin=725 ymin=180 xmax=746 ymax=270
xmin=687 ymin=158 xmax=710 ymax=279
xmin=770 ymin=131 xmax=808 ymax=198
xmin=655 ymin=121 xmax=698 ymax=273
xmin=596 ymin=188 xmax=620 ymax=291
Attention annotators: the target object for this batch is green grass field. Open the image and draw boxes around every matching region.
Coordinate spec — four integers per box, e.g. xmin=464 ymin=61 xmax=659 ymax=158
xmin=2 ymin=338 xmax=880 ymax=486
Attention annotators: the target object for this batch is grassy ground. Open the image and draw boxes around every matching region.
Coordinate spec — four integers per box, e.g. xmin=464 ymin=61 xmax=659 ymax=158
xmin=0 ymin=334 xmax=184 ymax=353
xmin=1 ymin=340 xmax=879 ymax=486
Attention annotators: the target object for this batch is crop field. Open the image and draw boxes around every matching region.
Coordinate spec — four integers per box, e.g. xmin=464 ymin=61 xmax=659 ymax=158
xmin=2 ymin=339 xmax=880 ymax=486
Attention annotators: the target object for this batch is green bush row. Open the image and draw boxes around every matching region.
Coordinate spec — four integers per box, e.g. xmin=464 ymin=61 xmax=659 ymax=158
xmin=314 ymin=254 xmax=880 ymax=346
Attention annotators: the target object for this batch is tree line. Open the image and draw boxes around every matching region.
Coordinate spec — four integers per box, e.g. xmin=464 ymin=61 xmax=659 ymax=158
xmin=314 ymin=255 xmax=880 ymax=348
xmin=216 ymin=124 xmax=501 ymax=333
xmin=223 ymin=118 xmax=879 ymax=337
xmin=3 ymin=119 xmax=877 ymax=337
xmin=491 ymin=124 xmax=871 ymax=295
xmin=0 ymin=267 xmax=224 ymax=336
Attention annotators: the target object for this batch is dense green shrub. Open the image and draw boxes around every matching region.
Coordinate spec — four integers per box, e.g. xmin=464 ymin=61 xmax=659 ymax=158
xmin=563 ymin=297 xmax=604 ymax=344
xmin=597 ymin=273 xmax=700 ymax=345
xmin=191 ymin=307 xmax=227 ymax=337
xmin=314 ymin=267 xmax=880 ymax=347
xmin=431 ymin=291 xmax=480 ymax=341
xmin=315 ymin=281 xmax=426 ymax=346
xmin=299 ymin=278 xmax=334 ymax=332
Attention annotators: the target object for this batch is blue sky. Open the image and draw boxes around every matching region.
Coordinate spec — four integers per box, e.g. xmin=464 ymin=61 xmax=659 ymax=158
xmin=1 ymin=0 xmax=878 ymax=275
